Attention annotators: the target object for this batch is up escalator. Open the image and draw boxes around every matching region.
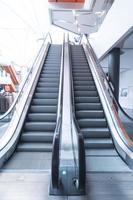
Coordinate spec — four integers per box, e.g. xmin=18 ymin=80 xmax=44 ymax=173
xmin=2 ymin=44 xmax=62 ymax=170
xmin=70 ymin=44 xmax=132 ymax=173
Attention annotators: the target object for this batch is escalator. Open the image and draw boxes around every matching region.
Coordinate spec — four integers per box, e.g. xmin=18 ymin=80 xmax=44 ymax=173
xmin=71 ymin=45 xmax=114 ymax=159
xmin=70 ymin=45 xmax=133 ymax=198
xmin=2 ymin=44 xmax=62 ymax=170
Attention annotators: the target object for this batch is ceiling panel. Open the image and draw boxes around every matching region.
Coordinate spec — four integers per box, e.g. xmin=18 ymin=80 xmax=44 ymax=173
xmin=52 ymin=10 xmax=75 ymax=22
xmin=54 ymin=21 xmax=78 ymax=33
xmin=49 ymin=0 xmax=114 ymax=35
xmin=77 ymin=13 xmax=97 ymax=26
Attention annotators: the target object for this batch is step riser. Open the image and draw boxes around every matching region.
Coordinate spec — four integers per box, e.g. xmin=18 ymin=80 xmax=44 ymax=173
xmin=32 ymin=99 xmax=57 ymax=105
xmin=30 ymin=106 xmax=57 ymax=113
xmin=40 ymin=74 xmax=59 ymax=78
xmin=17 ymin=148 xmax=52 ymax=152
xmin=76 ymin=104 xmax=102 ymax=110
xmin=37 ymin=83 xmax=58 ymax=87
xmin=27 ymin=114 xmax=56 ymax=122
xmin=34 ymin=93 xmax=58 ymax=99
xmin=76 ymin=111 xmax=104 ymax=118
xmin=78 ymin=120 xmax=107 ymax=128
xmin=24 ymin=123 xmax=56 ymax=131
xmin=39 ymin=78 xmax=59 ymax=82
xmin=21 ymin=135 xmax=53 ymax=142
xmin=75 ymin=97 xmax=100 ymax=103
xmin=74 ymin=77 xmax=93 ymax=81
xmin=74 ymin=86 xmax=96 ymax=91
xmin=75 ymin=91 xmax=98 ymax=97
xmin=84 ymin=143 xmax=113 ymax=149
xmin=36 ymin=88 xmax=58 ymax=93
xmin=74 ymin=81 xmax=95 ymax=86
xmin=82 ymin=131 xmax=110 ymax=138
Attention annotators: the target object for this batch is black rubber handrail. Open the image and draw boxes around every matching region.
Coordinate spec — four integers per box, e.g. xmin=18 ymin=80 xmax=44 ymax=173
xmin=0 ymin=32 xmax=52 ymax=121
xmin=68 ymin=43 xmax=86 ymax=191
xmin=51 ymin=34 xmax=65 ymax=189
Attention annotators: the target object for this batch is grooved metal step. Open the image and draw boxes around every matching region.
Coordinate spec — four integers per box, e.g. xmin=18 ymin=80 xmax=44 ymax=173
xmin=81 ymin=127 xmax=110 ymax=138
xmin=78 ymin=118 xmax=107 ymax=128
xmin=75 ymin=97 xmax=100 ymax=103
xmin=17 ymin=143 xmax=53 ymax=152
xmin=40 ymin=74 xmax=59 ymax=78
xmin=72 ymin=69 xmax=91 ymax=73
xmin=32 ymin=98 xmax=57 ymax=105
xmin=84 ymin=138 xmax=113 ymax=149
xmin=74 ymin=80 xmax=95 ymax=86
xmin=74 ymin=85 xmax=96 ymax=91
xmin=27 ymin=113 xmax=56 ymax=122
xmin=30 ymin=105 xmax=57 ymax=113
xmin=75 ymin=90 xmax=98 ymax=97
xmin=24 ymin=122 xmax=56 ymax=131
xmin=21 ymin=132 xmax=53 ymax=142
xmin=73 ymin=72 xmax=92 ymax=77
xmin=76 ymin=110 xmax=104 ymax=118
xmin=37 ymin=82 xmax=59 ymax=87
xmin=39 ymin=77 xmax=59 ymax=82
xmin=74 ymin=76 xmax=93 ymax=81
xmin=34 ymin=93 xmax=58 ymax=99
xmin=36 ymin=87 xmax=58 ymax=93
xmin=76 ymin=103 xmax=102 ymax=110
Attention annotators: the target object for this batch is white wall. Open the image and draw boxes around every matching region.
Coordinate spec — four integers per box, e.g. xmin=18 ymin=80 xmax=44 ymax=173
xmin=120 ymin=69 xmax=133 ymax=110
xmin=89 ymin=0 xmax=133 ymax=60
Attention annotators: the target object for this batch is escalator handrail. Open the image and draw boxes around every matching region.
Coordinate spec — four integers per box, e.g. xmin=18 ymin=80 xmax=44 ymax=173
xmin=68 ymin=41 xmax=86 ymax=191
xmin=51 ymin=34 xmax=65 ymax=188
xmin=84 ymin=35 xmax=133 ymax=121
xmin=82 ymin=36 xmax=133 ymax=154
xmin=0 ymin=32 xmax=52 ymax=121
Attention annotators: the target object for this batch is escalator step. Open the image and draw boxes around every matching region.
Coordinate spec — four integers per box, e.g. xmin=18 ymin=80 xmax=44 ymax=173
xmin=73 ymin=72 xmax=92 ymax=77
xmin=81 ymin=127 xmax=110 ymax=138
xmin=72 ymin=69 xmax=91 ymax=73
xmin=27 ymin=113 xmax=56 ymax=122
xmin=36 ymin=87 xmax=58 ymax=93
xmin=74 ymin=85 xmax=96 ymax=91
xmin=76 ymin=110 xmax=104 ymax=118
xmin=85 ymin=149 xmax=118 ymax=156
xmin=34 ymin=93 xmax=58 ymax=99
xmin=30 ymin=105 xmax=57 ymax=113
xmin=17 ymin=143 xmax=53 ymax=152
xmin=32 ymin=98 xmax=57 ymax=105
xmin=78 ymin=118 xmax=107 ymax=128
xmin=37 ymin=82 xmax=58 ymax=87
xmin=39 ymin=77 xmax=59 ymax=82
xmin=40 ymin=74 xmax=59 ymax=78
xmin=75 ymin=97 xmax=100 ymax=103
xmin=41 ymin=70 xmax=60 ymax=74
xmin=21 ymin=132 xmax=53 ymax=142
xmin=74 ymin=80 xmax=95 ymax=86
xmin=24 ymin=122 xmax=56 ymax=131
xmin=74 ymin=76 xmax=93 ymax=81
xmin=84 ymin=138 xmax=113 ymax=149
xmin=75 ymin=90 xmax=98 ymax=97
xmin=76 ymin=103 xmax=102 ymax=110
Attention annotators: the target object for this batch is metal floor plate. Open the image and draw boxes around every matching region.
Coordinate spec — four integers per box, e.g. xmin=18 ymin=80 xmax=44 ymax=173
xmin=2 ymin=152 xmax=52 ymax=170
xmin=0 ymin=172 xmax=67 ymax=200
